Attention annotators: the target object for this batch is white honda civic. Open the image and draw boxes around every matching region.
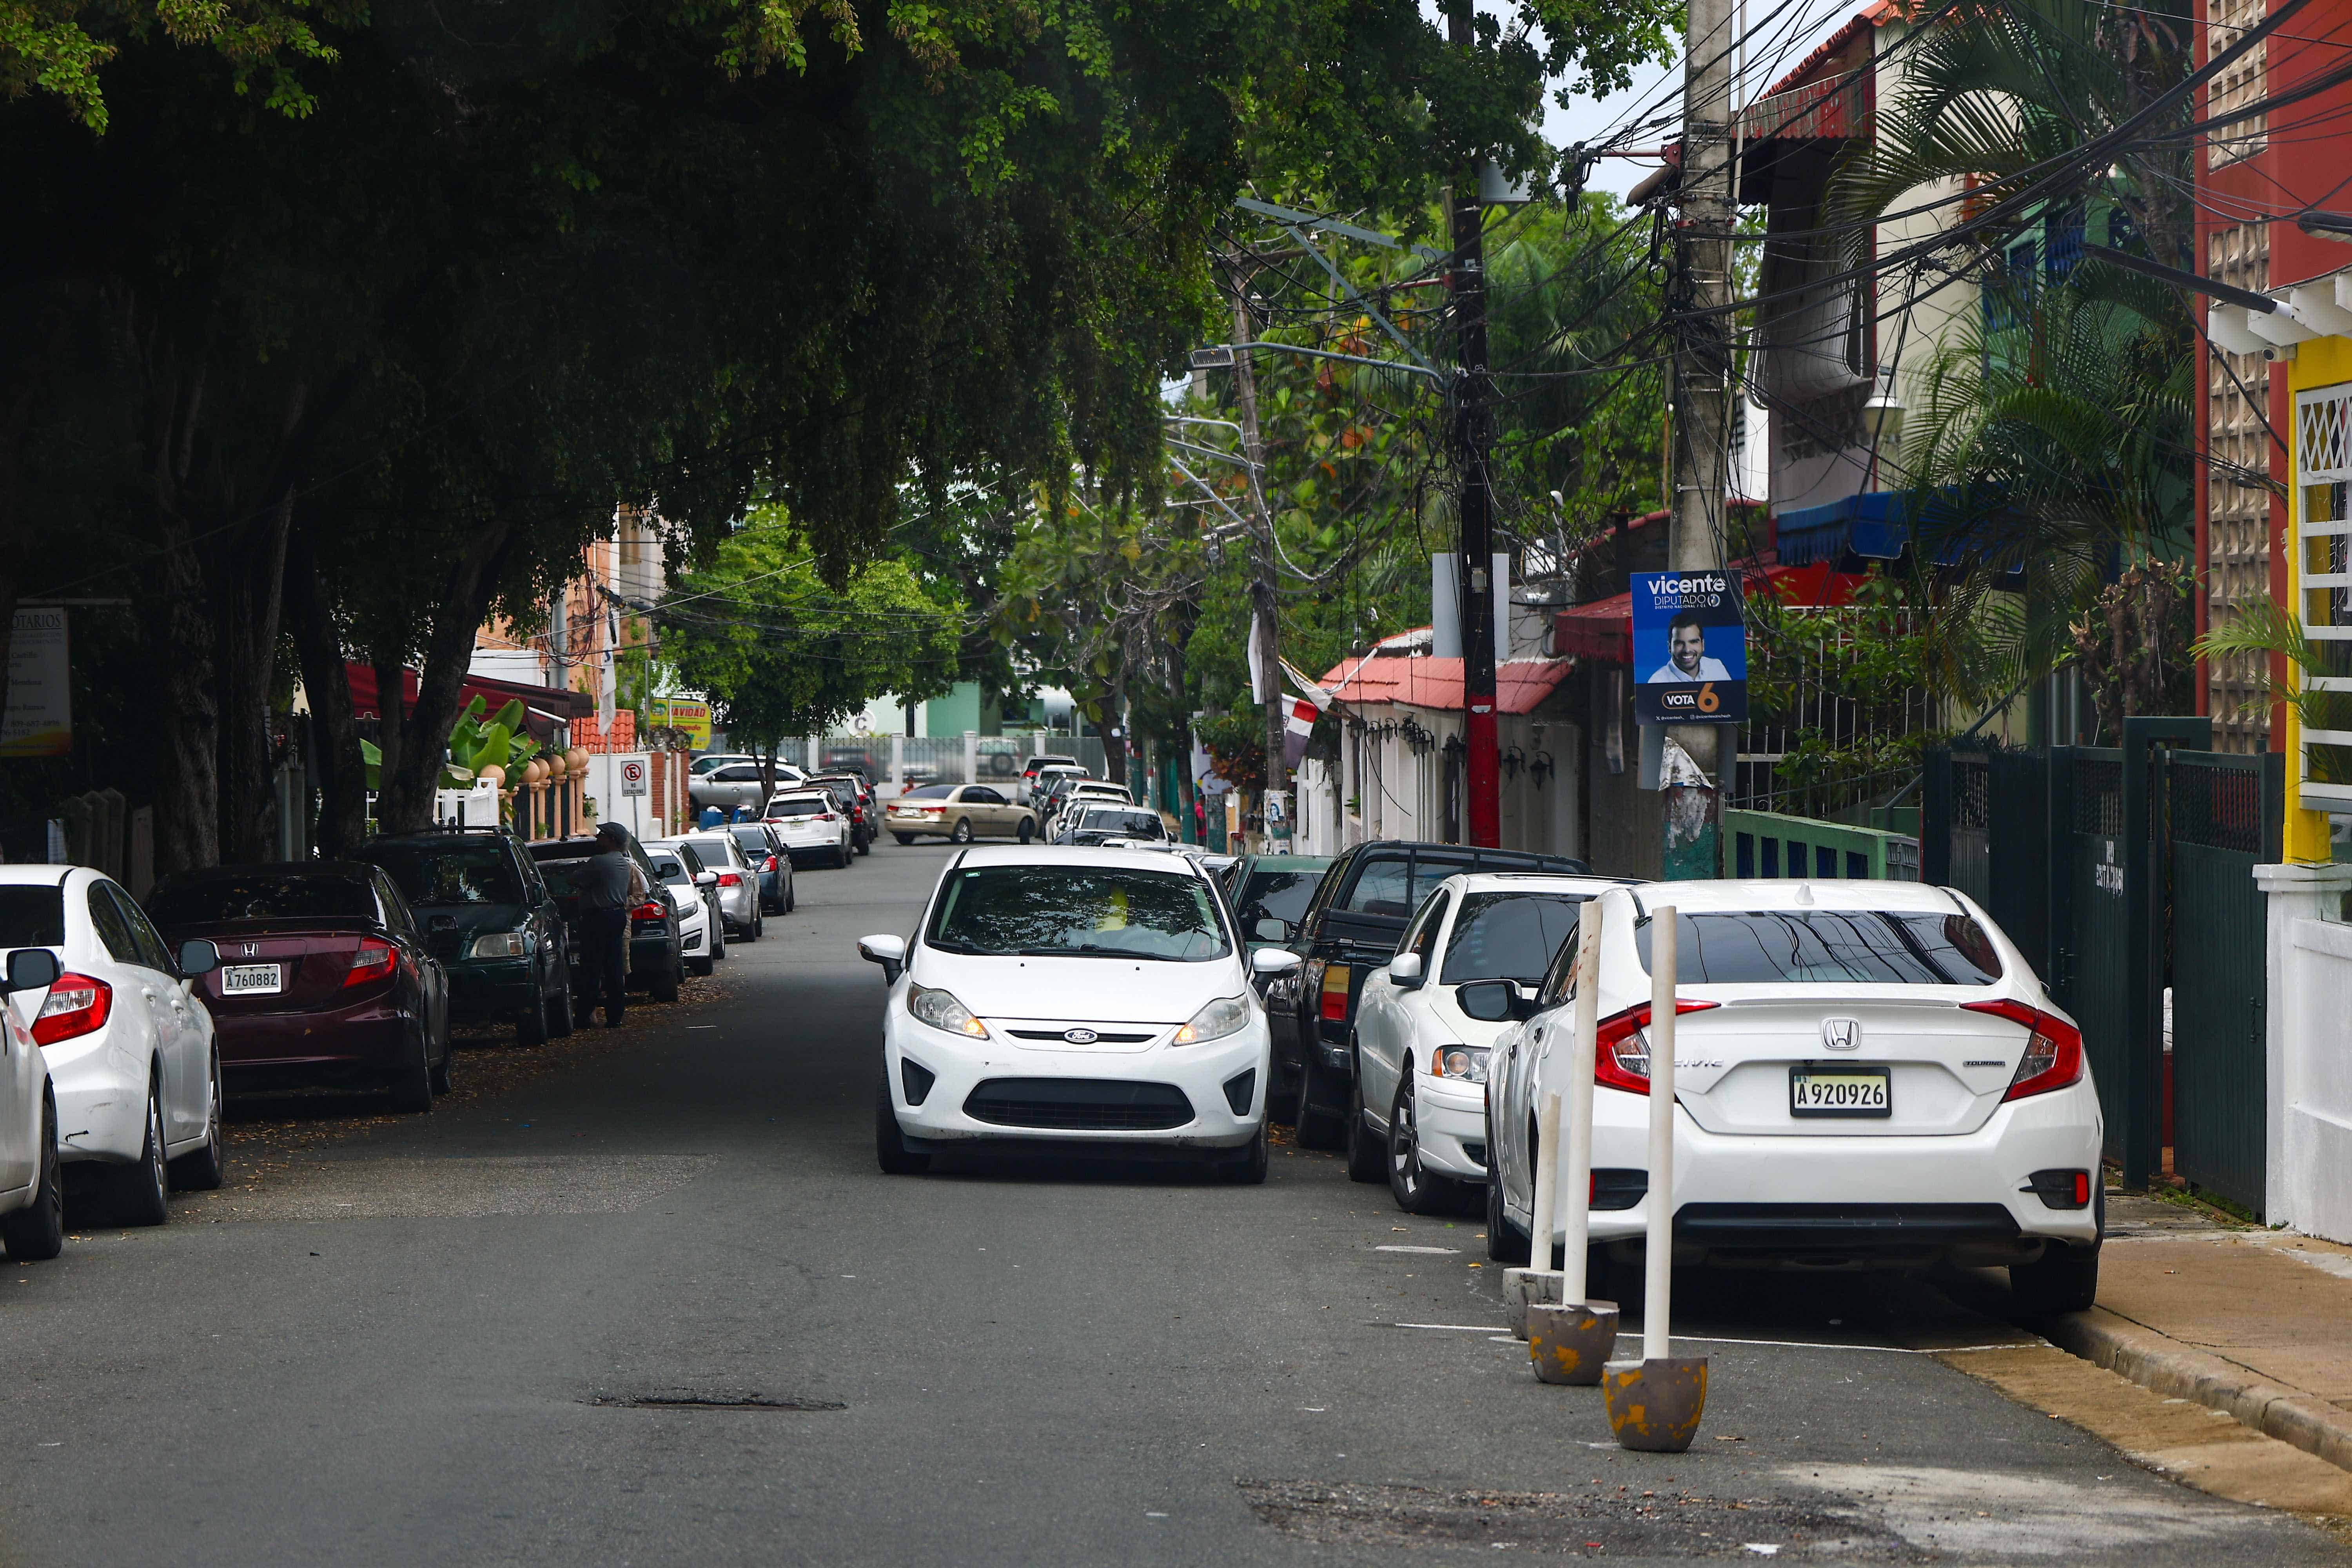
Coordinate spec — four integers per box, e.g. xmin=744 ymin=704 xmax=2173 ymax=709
xmin=859 ymin=846 xmax=1299 ymax=1181
xmin=1483 ymin=880 xmax=2104 ymax=1313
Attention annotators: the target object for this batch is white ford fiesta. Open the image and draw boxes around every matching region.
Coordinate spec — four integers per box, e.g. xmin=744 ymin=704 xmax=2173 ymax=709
xmin=860 ymin=846 xmax=1299 ymax=1181
xmin=1485 ymin=880 xmax=2105 ymax=1312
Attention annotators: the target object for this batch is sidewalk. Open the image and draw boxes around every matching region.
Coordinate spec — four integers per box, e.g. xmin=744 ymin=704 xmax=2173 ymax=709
xmin=2043 ymin=1194 xmax=2352 ymax=1473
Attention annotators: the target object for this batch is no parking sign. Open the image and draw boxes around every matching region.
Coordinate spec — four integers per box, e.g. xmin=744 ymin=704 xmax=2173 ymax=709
xmin=620 ymin=757 xmax=649 ymax=797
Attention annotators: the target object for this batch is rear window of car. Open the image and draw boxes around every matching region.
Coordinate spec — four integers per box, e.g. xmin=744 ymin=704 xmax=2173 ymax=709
xmin=927 ymin=866 xmax=1229 ymax=961
xmin=0 ymin=886 xmax=64 ymax=947
xmin=1080 ymin=810 xmax=1162 ymax=837
xmin=767 ymin=796 xmax=828 ymax=817
xmin=357 ymin=839 xmax=523 ymax=906
xmin=682 ymin=837 xmax=738 ymax=865
xmin=901 ymin=786 xmax=954 ymax=800
xmin=728 ymin=826 xmax=771 ymax=852
xmin=149 ymin=872 xmax=377 ymax=926
xmin=1634 ymin=909 xmax=2004 ymax=986
xmin=1441 ymin=891 xmax=1591 ymax=984
xmin=1344 ymin=856 xmax=1413 ymax=916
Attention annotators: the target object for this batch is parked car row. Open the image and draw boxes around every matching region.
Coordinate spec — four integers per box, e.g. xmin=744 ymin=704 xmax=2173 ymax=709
xmin=856 ymin=834 xmax=2106 ymax=1315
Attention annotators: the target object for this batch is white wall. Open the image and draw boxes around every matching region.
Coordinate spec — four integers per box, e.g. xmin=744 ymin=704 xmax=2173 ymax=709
xmin=2262 ymin=863 xmax=2352 ymax=1241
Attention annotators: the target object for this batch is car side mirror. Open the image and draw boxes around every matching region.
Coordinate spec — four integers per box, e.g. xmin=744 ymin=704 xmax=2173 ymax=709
xmin=175 ymin=939 xmax=219 ymax=978
xmin=696 ymin=871 xmax=718 ymax=887
xmin=1250 ymin=948 xmax=1301 ymax=976
xmin=1387 ymin=952 xmax=1425 ymax=988
xmin=1252 ymin=917 xmax=1290 ymax=943
xmin=858 ymin=933 xmax=907 ymax=984
xmin=1454 ymin=978 xmax=1517 ymax=1022
xmin=3 ymin=948 xmax=60 ymax=994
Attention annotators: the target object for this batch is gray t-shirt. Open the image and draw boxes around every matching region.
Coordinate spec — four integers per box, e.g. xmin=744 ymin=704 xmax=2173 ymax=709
xmin=575 ymin=850 xmax=635 ymax=911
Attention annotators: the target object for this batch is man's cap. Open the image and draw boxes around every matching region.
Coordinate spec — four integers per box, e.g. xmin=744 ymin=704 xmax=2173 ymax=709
xmin=595 ymin=821 xmax=630 ymax=838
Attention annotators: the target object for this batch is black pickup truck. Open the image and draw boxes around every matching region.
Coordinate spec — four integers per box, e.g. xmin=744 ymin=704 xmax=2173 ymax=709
xmin=1265 ymin=839 xmax=1590 ymax=1147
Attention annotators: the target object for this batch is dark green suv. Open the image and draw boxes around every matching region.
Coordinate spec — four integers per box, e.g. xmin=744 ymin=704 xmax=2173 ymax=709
xmin=354 ymin=828 xmax=576 ymax=1043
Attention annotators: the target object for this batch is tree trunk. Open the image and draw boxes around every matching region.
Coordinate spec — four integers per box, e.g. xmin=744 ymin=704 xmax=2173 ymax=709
xmin=218 ymin=479 xmax=298 ymax=862
xmin=376 ymin=520 xmax=514 ymax=833
xmin=287 ymin=524 xmax=367 ymax=856
xmin=150 ymin=355 xmax=220 ymax=876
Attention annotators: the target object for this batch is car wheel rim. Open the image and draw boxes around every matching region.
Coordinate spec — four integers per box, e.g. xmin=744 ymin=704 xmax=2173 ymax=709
xmin=147 ymin=1095 xmax=165 ymax=1195
xmin=1392 ymin=1091 xmax=1418 ymax=1194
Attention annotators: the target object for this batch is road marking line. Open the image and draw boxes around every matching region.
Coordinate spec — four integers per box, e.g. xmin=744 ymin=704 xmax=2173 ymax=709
xmin=1390 ymin=1322 xmax=2043 ymax=1354
xmin=1376 ymin=1245 xmax=1460 ymax=1254
xmin=1394 ymin=1322 xmax=1511 ymax=1332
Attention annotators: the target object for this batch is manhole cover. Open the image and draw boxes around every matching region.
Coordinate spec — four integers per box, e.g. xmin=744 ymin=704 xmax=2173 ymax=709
xmin=1236 ymin=1479 xmax=1921 ymax=1559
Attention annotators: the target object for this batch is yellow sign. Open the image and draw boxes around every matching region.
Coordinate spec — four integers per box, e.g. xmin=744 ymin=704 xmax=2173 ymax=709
xmin=652 ymin=697 xmax=711 ymax=749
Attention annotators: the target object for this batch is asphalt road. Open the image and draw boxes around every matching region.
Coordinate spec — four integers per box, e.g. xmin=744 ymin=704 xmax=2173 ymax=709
xmin=0 ymin=843 xmax=2344 ymax=1566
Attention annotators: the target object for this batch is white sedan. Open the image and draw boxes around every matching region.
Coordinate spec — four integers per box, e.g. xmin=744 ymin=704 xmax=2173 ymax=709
xmin=1483 ymin=880 xmax=2104 ymax=1313
xmin=858 ymin=846 xmax=1300 ymax=1180
xmin=0 ymin=947 xmax=65 ymax=1259
xmin=0 ymin=866 xmax=226 ymax=1227
xmin=644 ymin=844 xmax=725 ymax=976
xmin=1348 ymin=873 xmax=1626 ymax=1213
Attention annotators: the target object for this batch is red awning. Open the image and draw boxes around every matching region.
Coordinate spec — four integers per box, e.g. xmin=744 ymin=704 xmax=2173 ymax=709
xmin=345 ymin=663 xmax=593 ymax=737
xmin=1552 ymin=561 xmax=1870 ymax=664
xmin=1316 ymin=655 xmax=1575 ymax=715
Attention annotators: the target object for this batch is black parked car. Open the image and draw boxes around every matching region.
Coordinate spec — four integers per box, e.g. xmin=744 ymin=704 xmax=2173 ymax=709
xmin=1268 ymin=840 xmax=1589 ymax=1148
xmin=354 ymin=828 xmax=576 ymax=1043
xmin=527 ymin=832 xmax=684 ymax=1005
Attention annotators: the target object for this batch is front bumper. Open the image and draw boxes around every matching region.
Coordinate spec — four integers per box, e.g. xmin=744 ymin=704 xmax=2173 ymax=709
xmin=1535 ymin=1078 xmax=2103 ymax=1263
xmin=1416 ymin=1076 xmax=1490 ymax=1181
xmin=884 ymin=1012 xmax=1268 ymax=1152
xmin=445 ymin=956 xmax=536 ymax=1021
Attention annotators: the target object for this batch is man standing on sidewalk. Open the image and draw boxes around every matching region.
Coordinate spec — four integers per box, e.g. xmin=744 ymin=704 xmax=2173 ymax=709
xmin=576 ymin=824 xmax=646 ymax=1027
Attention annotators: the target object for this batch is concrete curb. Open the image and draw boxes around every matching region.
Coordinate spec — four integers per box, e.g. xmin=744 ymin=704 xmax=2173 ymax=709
xmin=2043 ymin=1305 xmax=2352 ymax=1474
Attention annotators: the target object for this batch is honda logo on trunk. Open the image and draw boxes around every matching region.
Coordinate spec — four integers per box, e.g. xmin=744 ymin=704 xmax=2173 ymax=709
xmin=1822 ymin=1018 xmax=1862 ymax=1051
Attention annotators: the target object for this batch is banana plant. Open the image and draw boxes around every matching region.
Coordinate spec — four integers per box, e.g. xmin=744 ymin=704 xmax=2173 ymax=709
xmin=359 ymin=697 xmax=543 ymax=791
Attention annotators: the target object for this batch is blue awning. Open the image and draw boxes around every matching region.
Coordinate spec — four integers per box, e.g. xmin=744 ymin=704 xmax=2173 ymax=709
xmin=1777 ymin=490 xmax=1927 ymax=566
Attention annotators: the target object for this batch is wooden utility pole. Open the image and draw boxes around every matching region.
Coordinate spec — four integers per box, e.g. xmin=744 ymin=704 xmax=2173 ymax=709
xmin=1227 ymin=276 xmax=1286 ymax=845
xmin=1663 ymin=0 xmax=1735 ymax=878
xmin=1448 ymin=0 xmax=1501 ymax=848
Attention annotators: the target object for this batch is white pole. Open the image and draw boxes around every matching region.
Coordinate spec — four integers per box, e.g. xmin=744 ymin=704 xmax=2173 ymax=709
xmin=1531 ymin=1090 xmax=1561 ymax=1270
xmin=1561 ymin=900 xmax=1604 ymax=1301
xmin=1644 ymin=906 xmax=1678 ymax=1362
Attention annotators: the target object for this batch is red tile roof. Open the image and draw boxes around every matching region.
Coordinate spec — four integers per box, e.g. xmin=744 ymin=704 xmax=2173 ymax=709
xmin=1316 ymin=652 xmax=1575 ymax=715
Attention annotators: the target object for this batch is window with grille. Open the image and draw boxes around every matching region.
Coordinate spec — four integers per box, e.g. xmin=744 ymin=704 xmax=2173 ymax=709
xmin=2294 ymin=384 xmax=2352 ymax=808
xmin=2207 ymin=0 xmax=2268 ymax=168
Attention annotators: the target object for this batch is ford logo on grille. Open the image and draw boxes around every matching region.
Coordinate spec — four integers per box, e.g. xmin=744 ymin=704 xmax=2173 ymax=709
xmin=1062 ymin=1028 xmax=1100 ymax=1045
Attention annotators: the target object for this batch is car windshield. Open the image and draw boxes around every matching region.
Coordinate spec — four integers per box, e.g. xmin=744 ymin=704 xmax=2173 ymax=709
xmin=1077 ymin=809 xmax=1161 ymax=838
xmin=357 ymin=839 xmax=523 ymax=906
xmin=0 ymin=886 xmax=65 ymax=947
xmin=1634 ymin=909 xmax=2005 ymax=986
xmin=1236 ymin=869 xmax=1323 ymax=933
xmin=150 ymin=872 xmax=376 ymax=925
xmin=767 ymin=797 xmax=828 ymax=817
xmin=1441 ymin=891 xmax=1590 ymax=983
xmin=927 ymin=865 xmax=1229 ymax=961
xmin=682 ymin=837 xmax=737 ymax=866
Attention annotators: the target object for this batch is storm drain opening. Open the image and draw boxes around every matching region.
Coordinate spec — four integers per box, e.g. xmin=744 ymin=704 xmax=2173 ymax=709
xmin=1236 ymin=1479 xmax=1921 ymax=1560
xmin=585 ymin=1392 xmax=847 ymax=1413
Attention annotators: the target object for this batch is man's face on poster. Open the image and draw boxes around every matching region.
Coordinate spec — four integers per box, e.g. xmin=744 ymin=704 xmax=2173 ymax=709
xmin=1670 ymin=621 xmax=1706 ymax=676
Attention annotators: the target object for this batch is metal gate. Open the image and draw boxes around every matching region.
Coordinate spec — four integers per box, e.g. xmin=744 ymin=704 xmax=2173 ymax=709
xmin=2049 ymin=748 xmax=2130 ymax=1161
xmin=2161 ymin=750 xmax=2281 ymax=1212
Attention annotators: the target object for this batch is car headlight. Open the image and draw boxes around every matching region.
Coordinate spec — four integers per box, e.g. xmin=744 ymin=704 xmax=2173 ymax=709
xmin=1428 ymin=1044 xmax=1489 ymax=1083
xmin=907 ymin=984 xmax=987 ymax=1039
xmin=1173 ymin=994 xmax=1251 ymax=1045
xmin=469 ymin=931 xmax=530 ymax=959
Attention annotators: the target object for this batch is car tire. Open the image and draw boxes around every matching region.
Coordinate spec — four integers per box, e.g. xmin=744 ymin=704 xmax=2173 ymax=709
xmin=651 ymin=960 xmax=682 ymax=1005
xmin=1017 ymin=819 xmax=1034 ymax=844
xmin=106 ymin=1078 xmax=171 ymax=1226
xmin=857 ymin=833 xmax=871 ymax=857
xmin=1485 ymin=1121 xmax=1531 ymax=1264
xmin=0 ymin=1097 xmax=64 ymax=1261
xmin=740 ymin=910 xmax=760 ymax=944
xmin=711 ymin=916 xmax=728 ymax=962
xmin=389 ymin=1026 xmax=434 ymax=1114
xmin=1386 ymin=1075 xmax=1455 ymax=1214
xmin=950 ymin=817 xmax=975 ymax=845
xmin=893 ymin=834 xmax=914 ymax=847
xmin=1220 ymin=1121 xmax=1269 ymax=1185
xmin=784 ymin=873 xmax=795 ymax=913
xmin=690 ymin=953 xmax=714 ymax=976
xmin=517 ymin=979 xmax=550 ymax=1045
xmin=170 ymin=1054 xmax=226 ymax=1192
xmin=544 ymin=981 xmax=575 ymax=1039
xmin=1293 ymin=1050 xmax=1346 ymax=1151
xmin=430 ymin=1031 xmax=454 ymax=1096
xmin=2009 ymin=1241 xmax=2100 ymax=1315
xmin=1344 ymin=1064 xmax=1385 ymax=1183
xmin=876 ymin=1069 xmax=931 ymax=1175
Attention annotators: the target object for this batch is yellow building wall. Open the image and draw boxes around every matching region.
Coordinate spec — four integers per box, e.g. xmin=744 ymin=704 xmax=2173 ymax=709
xmin=2284 ymin=337 xmax=2352 ymax=862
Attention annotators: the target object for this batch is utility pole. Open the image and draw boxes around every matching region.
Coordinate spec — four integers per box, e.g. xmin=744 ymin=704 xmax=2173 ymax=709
xmin=1448 ymin=0 xmax=1500 ymax=849
xmin=1663 ymin=0 xmax=1735 ymax=878
xmin=1226 ymin=270 xmax=1286 ymax=848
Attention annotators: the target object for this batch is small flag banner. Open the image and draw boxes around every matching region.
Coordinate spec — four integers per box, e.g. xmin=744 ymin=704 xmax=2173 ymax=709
xmin=1283 ymin=694 xmax=1318 ymax=768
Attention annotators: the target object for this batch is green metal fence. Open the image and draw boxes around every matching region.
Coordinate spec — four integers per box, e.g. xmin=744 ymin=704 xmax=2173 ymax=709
xmin=1722 ymin=808 xmax=1921 ymax=880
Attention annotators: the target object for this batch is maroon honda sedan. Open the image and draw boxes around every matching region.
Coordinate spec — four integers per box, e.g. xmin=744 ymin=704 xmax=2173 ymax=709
xmin=146 ymin=863 xmax=452 ymax=1111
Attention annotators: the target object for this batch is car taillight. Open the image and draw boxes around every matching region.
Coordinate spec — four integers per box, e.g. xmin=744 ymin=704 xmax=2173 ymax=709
xmin=719 ymin=872 xmax=742 ymax=887
xmin=1319 ymin=963 xmax=1351 ymax=1022
xmin=1962 ymin=999 xmax=2086 ymax=1101
xmin=343 ymin=938 xmax=397 ymax=988
xmin=31 ymin=972 xmax=111 ymax=1045
xmin=818 ymin=812 xmax=837 ymax=822
xmin=632 ymin=899 xmax=666 ymax=920
xmin=762 ymin=856 xmax=778 ymax=873
xmin=1593 ymin=1000 xmax=1720 ymax=1094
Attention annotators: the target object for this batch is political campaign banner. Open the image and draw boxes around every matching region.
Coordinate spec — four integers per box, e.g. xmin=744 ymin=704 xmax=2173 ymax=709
xmin=1630 ymin=569 xmax=1746 ymax=724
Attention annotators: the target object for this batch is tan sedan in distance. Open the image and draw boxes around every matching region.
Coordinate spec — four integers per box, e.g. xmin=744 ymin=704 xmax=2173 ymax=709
xmin=886 ymin=784 xmax=1040 ymax=845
